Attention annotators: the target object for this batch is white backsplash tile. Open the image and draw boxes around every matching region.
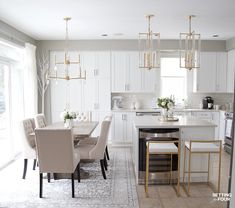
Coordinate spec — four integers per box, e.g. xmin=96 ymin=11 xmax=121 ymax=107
xmin=112 ymin=92 xmax=234 ymax=111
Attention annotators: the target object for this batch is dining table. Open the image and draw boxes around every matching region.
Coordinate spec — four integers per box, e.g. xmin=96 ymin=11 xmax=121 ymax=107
xmin=43 ymin=121 xmax=99 ymax=139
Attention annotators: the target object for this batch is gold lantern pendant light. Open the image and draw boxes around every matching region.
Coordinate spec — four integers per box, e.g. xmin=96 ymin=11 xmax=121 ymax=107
xmin=180 ymin=15 xmax=201 ymax=70
xmin=139 ymin=15 xmax=160 ymax=70
xmin=48 ymin=17 xmax=86 ymax=81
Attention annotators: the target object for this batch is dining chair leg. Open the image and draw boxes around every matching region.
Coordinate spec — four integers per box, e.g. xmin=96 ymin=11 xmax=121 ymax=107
xmin=104 ymin=154 xmax=108 ymax=171
xmin=22 ymin=159 xmax=28 ymax=179
xmin=105 ymin=146 xmax=110 ymax=160
xmin=47 ymin=173 xmax=51 ymax=183
xmin=77 ymin=163 xmax=80 ymax=183
xmin=71 ymin=173 xmax=75 ymax=198
xmin=33 ymin=159 xmax=37 ymax=170
xmin=39 ymin=173 xmax=43 ymax=198
xmin=100 ymin=160 xmax=106 ymax=179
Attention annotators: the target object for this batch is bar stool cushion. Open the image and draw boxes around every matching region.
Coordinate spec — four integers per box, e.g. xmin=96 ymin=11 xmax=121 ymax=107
xmin=185 ymin=142 xmax=220 ymax=152
xmin=148 ymin=143 xmax=178 ymax=154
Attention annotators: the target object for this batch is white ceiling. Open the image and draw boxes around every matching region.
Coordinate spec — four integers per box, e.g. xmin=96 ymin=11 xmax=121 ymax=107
xmin=0 ymin=0 xmax=235 ymax=40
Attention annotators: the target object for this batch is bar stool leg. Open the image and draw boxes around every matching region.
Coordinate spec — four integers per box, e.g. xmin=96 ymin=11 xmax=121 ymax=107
xmin=170 ymin=154 xmax=172 ymax=185
xmin=183 ymin=146 xmax=186 ymax=184
xmin=218 ymin=142 xmax=222 ymax=193
xmin=187 ymin=151 xmax=192 ymax=195
xmin=177 ymin=144 xmax=181 ymax=196
xmin=145 ymin=143 xmax=150 ymax=197
xmin=207 ymin=153 xmax=210 ymax=184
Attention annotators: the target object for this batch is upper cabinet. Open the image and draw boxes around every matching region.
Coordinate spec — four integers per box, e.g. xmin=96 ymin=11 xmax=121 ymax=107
xmin=82 ymin=51 xmax=110 ymax=79
xmin=193 ymin=52 xmax=227 ymax=93
xmin=227 ymin=50 xmax=235 ymax=93
xmin=111 ymin=51 xmax=159 ymax=93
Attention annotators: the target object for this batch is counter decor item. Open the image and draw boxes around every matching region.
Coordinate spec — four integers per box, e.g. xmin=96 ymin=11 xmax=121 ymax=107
xmin=60 ymin=110 xmax=77 ymax=128
xmin=157 ymin=97 xmax=177 ymax=121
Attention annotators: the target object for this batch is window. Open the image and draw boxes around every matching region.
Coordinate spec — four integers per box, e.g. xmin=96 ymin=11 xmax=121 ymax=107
xmin=0 ymin=41 xmax=24 ymax=168
xmin=160 ymin=57 xmax=187 ymax=103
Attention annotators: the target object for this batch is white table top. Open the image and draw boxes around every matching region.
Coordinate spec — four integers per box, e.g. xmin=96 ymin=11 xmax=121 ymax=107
xmin=134 ymin=116 xmax=216 ymax=129
xmin=42 ymin=121 xmax=99 ymax=137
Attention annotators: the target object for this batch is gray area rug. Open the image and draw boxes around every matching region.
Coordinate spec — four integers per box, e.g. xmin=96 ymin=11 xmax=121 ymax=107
xmin=0 ymin=148 xmax=139 ymax=208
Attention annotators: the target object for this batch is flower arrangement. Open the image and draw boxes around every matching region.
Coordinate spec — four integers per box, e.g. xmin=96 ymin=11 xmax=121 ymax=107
xmin=60 ymin=110 xmax=77 ymax=122
xmin=157 ymin=97 xmax=175 ymax=111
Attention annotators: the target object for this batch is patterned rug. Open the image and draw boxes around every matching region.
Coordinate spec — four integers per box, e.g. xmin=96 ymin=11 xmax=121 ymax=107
xmin=0 ymin=148 xmax=139 ymax=208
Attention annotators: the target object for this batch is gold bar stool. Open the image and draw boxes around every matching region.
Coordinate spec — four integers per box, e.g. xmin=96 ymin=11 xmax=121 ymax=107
xmin=145 ymin=140 xmax=181 ymax=197
xmin=183 ymin=140 xmax=222 ymax=196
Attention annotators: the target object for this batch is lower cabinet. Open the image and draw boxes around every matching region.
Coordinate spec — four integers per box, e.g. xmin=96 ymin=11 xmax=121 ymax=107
xmin=111 ymin=112 xmax=134 ymax=145
xmin=191 ymin=111 xmax=220 ymax=139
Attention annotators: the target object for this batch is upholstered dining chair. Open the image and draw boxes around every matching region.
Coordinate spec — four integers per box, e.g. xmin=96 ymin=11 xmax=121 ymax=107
xmin=35 ymin=128 xmax=80 ymax=198
xmin=79 ymin=116 xmax=112 ymax=164
xmin=76 ymin=111 xmax=92 ymax=122
xmin=35 ymin=114 xmax=47 ymax=128
xmin=76 ymin=116 xmax=112 ymax=179
xmin=20 ymin=118 xmax=37 ymax=179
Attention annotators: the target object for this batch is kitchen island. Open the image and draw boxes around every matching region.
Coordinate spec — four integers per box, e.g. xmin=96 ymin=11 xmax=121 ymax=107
xmin=132 ymin=116 xmax=217 ymax=184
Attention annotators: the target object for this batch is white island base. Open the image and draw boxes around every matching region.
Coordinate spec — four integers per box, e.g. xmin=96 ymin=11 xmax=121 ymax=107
xmin=132 ymin=116 xmax=219 ymax=185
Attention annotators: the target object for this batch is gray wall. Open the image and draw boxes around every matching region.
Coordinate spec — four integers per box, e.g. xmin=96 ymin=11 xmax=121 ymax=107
xmin=36 ymin=39 xmax=226 ymax=54
xmin=0 ymin=20 xmax=36 ymax=46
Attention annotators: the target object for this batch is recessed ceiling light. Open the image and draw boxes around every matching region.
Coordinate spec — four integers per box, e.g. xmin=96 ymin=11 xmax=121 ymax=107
xmin=113 ymin=33 xmax=123 ymax=36
xmin=101 ymin=34 xmax=108 ymax=37
xmin=213 ymin=34 xmax=219 ymax=38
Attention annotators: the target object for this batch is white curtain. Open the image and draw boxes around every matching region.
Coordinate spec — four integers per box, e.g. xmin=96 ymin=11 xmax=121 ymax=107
xmin=23 ymin=43 xmax=38 ymax=117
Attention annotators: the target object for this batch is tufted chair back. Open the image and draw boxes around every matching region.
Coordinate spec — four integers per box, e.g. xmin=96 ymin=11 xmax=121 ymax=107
xmin=21 ymin=118 xmax=37 ymax=159
xmin=35 ymin=114 xmax=47 ymax=128
xmin=76 ymin=111 xmax=92 ymax=122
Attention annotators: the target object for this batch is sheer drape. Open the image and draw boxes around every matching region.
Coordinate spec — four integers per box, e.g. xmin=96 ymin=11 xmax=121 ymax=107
xmin=24 ymin=43 xmax=38 ymax=117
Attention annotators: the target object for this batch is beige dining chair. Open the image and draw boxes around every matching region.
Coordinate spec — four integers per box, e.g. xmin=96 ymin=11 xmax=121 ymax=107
xmin=20 ymin=118 xmax=37 ymax=179
xmin=35 ymin=128 xmax=81 ymax=198
xmin=79 ymin=116 xmax=112 ymax=168
xmin=35 ymin=114 xmax=47 ymax=128
xmin=76 ymin=111 xmax=92 ymax=122
xmin=76 ymin=116 xmax=111 ymax=179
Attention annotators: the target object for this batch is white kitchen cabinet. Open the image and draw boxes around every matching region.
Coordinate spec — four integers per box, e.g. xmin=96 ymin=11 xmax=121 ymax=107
xmin=50 ymin=51 xmax=111 ymax=123
xmin=50 ymin=51 xmax=85 ymax=122
xmin=191 ymin=111 xmax=219 ymax=139
xmin=219 ymin=111 xmax=226 ymax=143
xmin=84 ymin=78 xmax=111 ymax=112
xmin=141 ymin=68 xmax=159 ymax=93
xmin=193 ymin=52 xmax=227 ymax=92
xmin=227 ymin=50 xmax=235 ymax=93
xmin=111 ymin=51 xmax=158 ymax=92
xmin=111 ymin=51 xmax=142 ymax=92
xmin=216 ymin=52 xmax=227 ymax=92
xmin=193 ymin=52 xmax=216 ymax=92
xmin=111 ymin=112 xmax=134 ymax=145
xmin=82 ymin=51 xmax=110 ymax=79
xmin=173 ymin=110 xmax=192 ymax=117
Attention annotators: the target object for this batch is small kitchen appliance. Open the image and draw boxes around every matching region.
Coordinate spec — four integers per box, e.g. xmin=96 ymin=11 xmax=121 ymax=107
xmin=112 ymin=96 xmax=123 ymax=110
xmin=202 ymin=96 xmax=214 ymax=109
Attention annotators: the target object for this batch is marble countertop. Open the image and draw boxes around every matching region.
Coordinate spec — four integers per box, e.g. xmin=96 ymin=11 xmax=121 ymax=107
xmin=112 ymin=108 xmax=223 ymax=113
xmin=133 ymin=116 xmax=217 ymax=128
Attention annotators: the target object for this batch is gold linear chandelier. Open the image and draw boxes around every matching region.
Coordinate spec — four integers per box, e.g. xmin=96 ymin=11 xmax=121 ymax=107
xmin=48 ymin=17 xmax=86 ymax=81
xmin=179 ymin=15 xmax=201 ymax=70
xmin=139 ymin=15 xmax=160 ymax=70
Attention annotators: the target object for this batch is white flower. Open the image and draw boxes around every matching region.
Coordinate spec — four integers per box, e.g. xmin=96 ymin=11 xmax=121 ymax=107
xmin=161 ymin=101 xmax=166 ymax=107
xmin=167 ymin=102 xmax=173 ymax=109
xmin=60 ymin=111 xmax=67 ymax=120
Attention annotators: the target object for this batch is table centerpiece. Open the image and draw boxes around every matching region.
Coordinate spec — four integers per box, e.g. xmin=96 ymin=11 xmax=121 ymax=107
xmin=60 ymin=110 xmax=77 ymax=128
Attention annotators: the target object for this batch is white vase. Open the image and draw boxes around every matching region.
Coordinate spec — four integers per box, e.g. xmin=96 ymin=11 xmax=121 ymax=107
xmin=64 ymin=119 xmax=73 ymax=128
xmin=161 ymin=109 xmax=169 ymax=120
